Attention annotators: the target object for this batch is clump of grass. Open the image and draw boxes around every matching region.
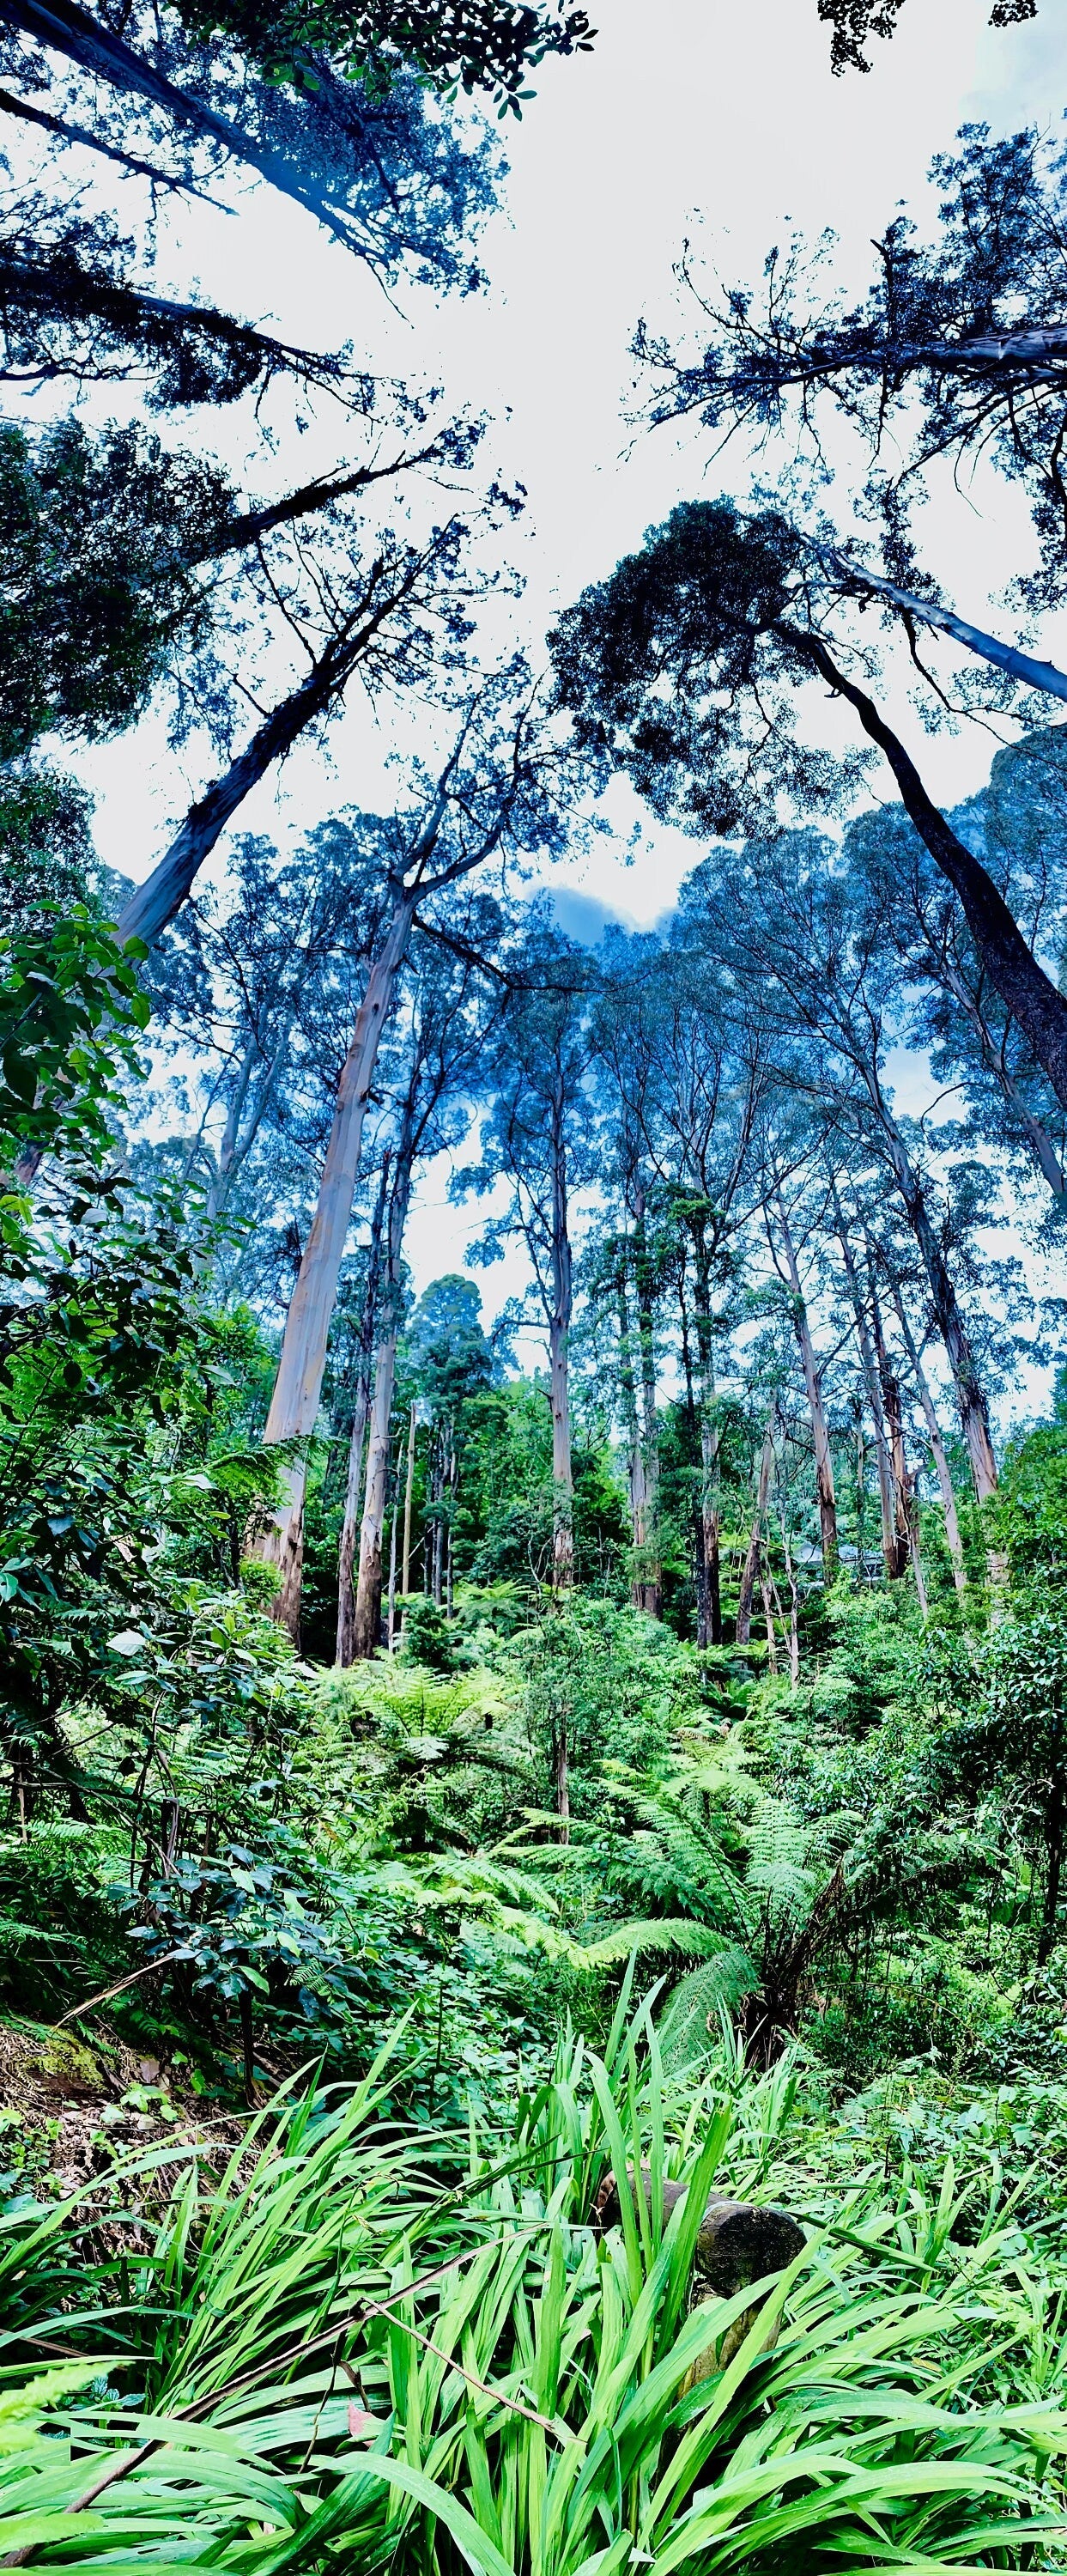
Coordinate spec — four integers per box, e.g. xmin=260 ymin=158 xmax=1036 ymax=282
xmin=1 ymin=1988 xmax=1064 ymax=2572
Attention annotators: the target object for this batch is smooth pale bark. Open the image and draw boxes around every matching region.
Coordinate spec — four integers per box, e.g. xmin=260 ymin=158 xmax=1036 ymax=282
xmin=689 ymin=1226 xmax=723 ymax=1645
xmin=386 ymin=1442 xmax=400 ymax=1648
xmin=254 ymin=893 xmax=417 ymax=1636
xmin=888 ymin=1279 xmax=968 ymax=1597
xmin=549 ymin=1077 xmax=574 ymax=1589
xmin=117 ymin=629 xmax=391 ymax=955
xmin=774 ymin=1193 xmax=838 ymax=1577
xmin=631 ymin=1187 xmax=663 ymax=1619
xmin=790 ymin=629 xmax=1067 ymax=1111
xmin=615 ymin=1262 xmax=649 ymax=1597
xmin=401 ymin=1400 xmax=417 ymax=1599
xmin=736 ymin=1412 xmax=776 ymax=1647
xmin=352 ymin=1140 xmax=415 ymax=1659
xmin=352 ymin=1329 xmax=398 ymax=1658
xmin=2 ymin=0 xmax=375 ymax=252
xmin=834 ymin=1198 xmax=898 ymax=1577
xmin=336 ymin=1152 xmax=391 ymax=1667
xmin=814 ymin=547 xmax=1067 ymax=708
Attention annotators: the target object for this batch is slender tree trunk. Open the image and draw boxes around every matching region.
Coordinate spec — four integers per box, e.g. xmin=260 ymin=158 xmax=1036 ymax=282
xmin=631 ymin=1186 xmax=663 ymax=1618
xmin=761 ymin=1570 xmax=779 ymax=1671
xmin=615 ymin=1259 xmax=650 ymax=1601
xmin=254 ymin=893 xmax=417 ymax=1637
xmin=888 ymin=1279 xmax=968 ymax=1597
xmin=833 ymin=1195 xmax=897 ymax=1577
xmin=549 ymin=1082 xmax=574 ymax=1589
xmin=774 ymin=1192 xmax=838 ymax=1577
xmin=690 ymin=1224 xmax=723 ymax=1646
xmin=207 ymin=1040 xmax=257 ymax=1224
xmin=352 ymin=1133 xmax=415 ymax=1660
xmin=336 ymin=1153 xmax=391 ymax=1667
xmin=401 ymin=1400 xmax=417 ymax=1599
xmin=780 ymin=1512 xmax=800 ymax=1684
xmin=386 ymin=1443 xmax=400 ymax=1649
xmin=870 ymin=1107 xmax=998 ymax=1504
xmin=1040 ymin=1729 xmax=1065 ymax=1967
xmin=737 ymin=1411 xmax=776 ymax=1646
xmin=351 ymin=1328 xmax=398 ymax=1658
xmin=869 ymin=1269 xmax=917 ymax=1583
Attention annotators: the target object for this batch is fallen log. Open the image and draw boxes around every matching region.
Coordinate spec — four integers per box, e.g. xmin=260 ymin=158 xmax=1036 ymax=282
xmin=594 ymin=2166 xmax=805 ymax=2376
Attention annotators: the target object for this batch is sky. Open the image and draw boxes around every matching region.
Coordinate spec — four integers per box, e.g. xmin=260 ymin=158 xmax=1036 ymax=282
xmin=22 ymin=0 xmax=1067 ymax=1389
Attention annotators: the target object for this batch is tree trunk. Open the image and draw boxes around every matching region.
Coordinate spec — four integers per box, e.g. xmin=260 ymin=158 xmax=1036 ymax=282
xmin=774 ymin=1192 xmax=838 ymax=1577
xmin=791 ymin=629 xmax=1067 ymax=1112
xmin=737 ymin=1411 xmax=776 ymax=1646
xmin=401 ymin=1400 xmax=417 ymax=1599
xmin=351 ymin=1327 xmax=398 ymax=1658
xmin=549 ymin=1080 xmax=574 ymax=1589
xmin=869 ymin=1268 xmax=917 ymax=1583
xmin=632 ymin=1185 xmax=663 ymax=1618
xmin=833 ymin=1194 xmax=897 ymax=1577
xmin=888 ymin=1279 xmax=968 ymax=1597
xmin=815 ymin=548 xmax=1067 ymax=709
xmin=335 ymin=1152 xmax=391 ymax=1667
xmin=352 ymin=1120 xmax=417 ymax=1660
xmin=116 ymin=622 xmax=388 ymax=953
xmin=615 ymin=1259 xmax=651 ymax=1603
xmin=690 ymin=1226 xmax=723 ymax=1647
xmin=386 ymin=1439 xmax=400 ymax=1649
xmin=870 ymin=1107 xmax=998 ymax=1504
xmin=2 ymin=0 xmax=381 ymax=253
xmin=254 ymin=893 xmax=416 ymax=1637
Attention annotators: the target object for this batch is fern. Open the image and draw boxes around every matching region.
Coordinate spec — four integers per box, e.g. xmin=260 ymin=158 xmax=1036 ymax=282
xmin=657 ymin=1949 xmax=759 ymax=2072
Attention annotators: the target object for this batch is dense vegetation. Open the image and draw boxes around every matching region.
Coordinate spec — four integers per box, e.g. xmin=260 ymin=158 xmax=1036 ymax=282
xmin=3 ymin=0 xmax=1067 ymax=2565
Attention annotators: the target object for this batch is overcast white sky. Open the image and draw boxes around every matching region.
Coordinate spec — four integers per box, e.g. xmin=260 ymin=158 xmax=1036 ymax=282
xmin=29 ymin=0 xmax=1067 ymax=1378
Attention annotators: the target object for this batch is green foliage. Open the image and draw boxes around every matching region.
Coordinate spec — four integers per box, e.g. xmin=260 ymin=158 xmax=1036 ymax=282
xmin=0 ymin=910 xmax=148 ymax=1180
xmin=1 ymin=2006 xmax=1064 ymax=2572
xmin=0 ymin=419 xmax=225 ymax=759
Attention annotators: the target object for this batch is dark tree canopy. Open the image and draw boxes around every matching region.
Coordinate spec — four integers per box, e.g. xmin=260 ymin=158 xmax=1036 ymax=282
xmin=638 ymin=128 xmax=1067 ymax=610
xmin=551 ymin=497 xmax=1067 ymax=1113
xmin=0 ymin=208 xmax=352 ymax=404
xmin=0 ymin=416 xmax=229 ymax=758
xmin=818 ymin=0 xmax=1033 ymax=74
xmin=170 ymin=0 xmax=596 ymax=107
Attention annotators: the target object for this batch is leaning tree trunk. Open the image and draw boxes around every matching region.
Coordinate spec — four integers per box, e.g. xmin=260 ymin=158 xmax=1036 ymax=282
xmin=737 ymin=1410 xmax=777 ymax=1647
xmin=793 ymin=628 xmax=1067 ymax=1113
xmin=774 ymin=1193 xmax=838 ymax=1578
xmin=254 ymin=892 xmax=417 ymax=1637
